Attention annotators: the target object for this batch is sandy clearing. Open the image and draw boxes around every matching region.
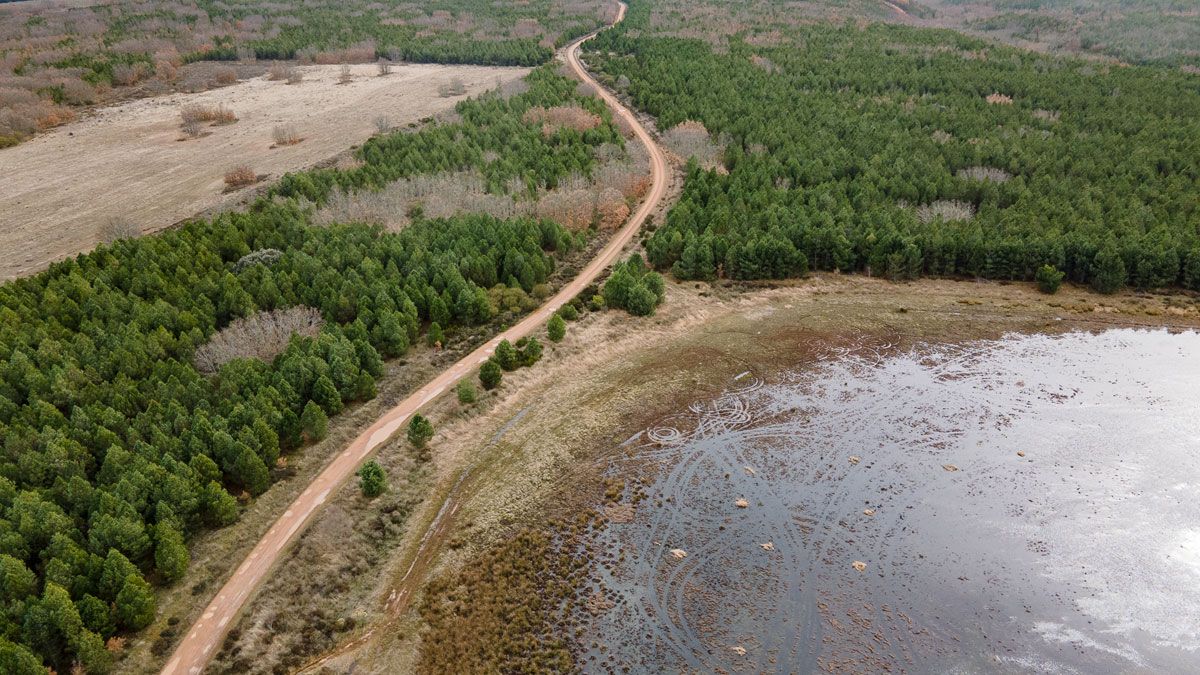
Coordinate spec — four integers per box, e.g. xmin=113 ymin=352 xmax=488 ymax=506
xmin=0 ymin=62 xmax=529 ymax=280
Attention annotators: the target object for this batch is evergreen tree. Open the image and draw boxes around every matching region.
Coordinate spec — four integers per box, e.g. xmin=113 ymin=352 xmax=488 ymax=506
xmin=1091 ymin=244 xmax=1127 ymax=294
xmin=0 ymin=638 xmax=43 ymax=675
xmin=456 ymin=380 xmax=477 ymax=404
xmin=479 ymin=359 xmax=502 ymax=390
xmin=624 ymin=283 xmax=658 ymax=316
xmin=201 ymin=481 xmax=239 ymax=527
xmin=495 ymin=339 xmax=520 ymax=371
xmin=521 ymin=337 xmax=543 ymax=366
xmin=114 ymin=574 xmax=155 ymax=630
xmin=231 ymin=444 xmax=270 ymax=496
xmin=1035 ymin=264 xmax=1065 ymax=294
xmin=427 ymin=322 xmax=445 ymax=348
xmin=301 ymin=400 xmax=329 ymax=442
xmin=358 ymin=461 xmax=386 ymax=498
xmin=547 ymin=314 xmax=566 ymax=342
xmin=154 ymin=522 xmax=189 ymax=583
xmin=311 ymin=375 xmax=343 ymax=415
xmin=407 ymin=414 xmax=434 ymax=448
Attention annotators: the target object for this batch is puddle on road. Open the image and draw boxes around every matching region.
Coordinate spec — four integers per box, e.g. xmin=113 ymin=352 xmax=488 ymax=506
xmin=579 ymin=328 xmax=1200 ymax=673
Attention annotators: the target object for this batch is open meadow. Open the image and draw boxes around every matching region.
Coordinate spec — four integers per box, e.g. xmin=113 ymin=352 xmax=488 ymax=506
xmin=0 ymin=62 xmax=528 ymax=279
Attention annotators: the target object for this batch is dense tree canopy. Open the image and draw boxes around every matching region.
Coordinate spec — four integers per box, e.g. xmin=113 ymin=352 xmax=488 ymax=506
xmin=590 ymin=1 xmax=1200 ymax=291
xmin=0 ymin=65 xmax=614 ymax=670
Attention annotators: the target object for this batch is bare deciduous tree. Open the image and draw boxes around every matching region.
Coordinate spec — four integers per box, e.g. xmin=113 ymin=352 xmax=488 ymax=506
xmin=374 ymin=116 xmax=390 ymax=134
xmin=98 ymin=216 xmax=141 ymax=243
xmin=339 ymin=64 xmax=353 ymax=84
xmin=377 ymin=59 xmax=392 ymax=76
xmin=194 ymin=307 xmax=324 ymax=373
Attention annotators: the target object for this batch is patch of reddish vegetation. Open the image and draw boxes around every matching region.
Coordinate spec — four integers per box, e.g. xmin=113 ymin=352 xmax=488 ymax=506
xmin=523 ymin=104 xmax=602 ymax=136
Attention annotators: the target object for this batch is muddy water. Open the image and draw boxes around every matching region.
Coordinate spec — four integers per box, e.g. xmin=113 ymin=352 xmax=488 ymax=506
xmin=580 ymin=329 xmax=1200 ymax=674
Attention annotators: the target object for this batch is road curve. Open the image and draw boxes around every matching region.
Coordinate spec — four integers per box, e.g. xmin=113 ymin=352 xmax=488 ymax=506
xmin=161 ymin=3 xmax=664 ymax=674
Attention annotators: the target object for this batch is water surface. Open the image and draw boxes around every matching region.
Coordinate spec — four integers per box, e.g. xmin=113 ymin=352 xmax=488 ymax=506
xmin=581 ymin=329 xmax=1200 ymax=673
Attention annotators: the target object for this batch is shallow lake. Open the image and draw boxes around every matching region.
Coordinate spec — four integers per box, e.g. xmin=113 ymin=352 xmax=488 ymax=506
xmin=580 ymin=328 xmax=1200 ymax=673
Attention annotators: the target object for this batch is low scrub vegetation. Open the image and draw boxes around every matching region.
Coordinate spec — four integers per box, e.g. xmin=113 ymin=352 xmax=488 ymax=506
xmin=223 ymin=165 xmax=259 ymax=189
xmin=272 ymin=124 xmax=303 ymax=146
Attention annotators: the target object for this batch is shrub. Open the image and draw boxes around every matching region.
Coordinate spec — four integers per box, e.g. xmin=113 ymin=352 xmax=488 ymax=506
xmin=438 ymin=78 xmax=467 ymax=97
xmin=213 ymin=66 xmax=239 ymax=85
xmin=558 ymin=303 xmax=579 ymax=321
xmin=378 ymin=59 xmax=393 ymax=76
xmin=407 ymin=414 xmax=434 ymax=448
xmin=98 ymin=217 xmax=140 ymax=243
xmin=358 ymin=461 xmax=387 ymax=498
xmin=272 ymin=124 xmax=302 ymax=146
xmin=339 ymin=65 xmax=353 ymax=84
xmin=1035 ymin=264 xmax=1065 ymax=294
xmin=181 ymin=119 xmax=204 ymax=138
xmin=180 ymin=103 xmax=236 ymax=125
xmin=267 ymin=63 xmax=293 ymax=81
xmin=521 ymin=336 xmax=543 ymax=366
xmin=494 ymin=339 xmax=520 ymax=371
xmin=224 ymin=165 xmax=258 ymax=189
xmin=456 ymin=380 xmax=477 ymax=404
xmin=374 ymin=115 xmax=391 ymax=134
xmin=426 ymin=321 xmax=444 ymax=347
xmin=547 ymin=314 xmax=566 ymax=342
xmin=112 ymin=63 xmax=148 ymax=86
xmin=479 ymin=358 xmax=502 ymax=390
xmin=287 ymin=69 xmax=304 ymax=85
xmin=602 ymin=256 xmax=665 ymax=316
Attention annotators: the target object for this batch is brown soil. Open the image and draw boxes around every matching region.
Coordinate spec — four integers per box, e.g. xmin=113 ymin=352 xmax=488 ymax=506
xmin=0 ymin=62 xmax=529 ymax=280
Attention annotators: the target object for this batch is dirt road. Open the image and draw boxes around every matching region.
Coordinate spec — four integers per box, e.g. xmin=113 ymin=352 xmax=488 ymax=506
xmin=160 ymin=3 xmax=663 ymax=674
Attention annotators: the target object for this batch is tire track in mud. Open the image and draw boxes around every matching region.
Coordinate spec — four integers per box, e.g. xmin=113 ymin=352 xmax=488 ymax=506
xmin=580 ymin=330 xmax=1200 ymax=673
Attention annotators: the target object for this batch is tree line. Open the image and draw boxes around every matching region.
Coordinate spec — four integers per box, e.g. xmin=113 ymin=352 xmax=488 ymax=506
xmin=589 ymin=2 xmax=1200 ymax=292
xmin=0 ymin=65 xmax=613 ymax=673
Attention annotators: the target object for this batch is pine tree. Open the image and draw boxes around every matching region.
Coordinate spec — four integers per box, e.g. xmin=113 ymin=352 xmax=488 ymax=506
xmin=154 ymin=522 xmax=189 ymax=583
xmin=114 ymin=574 xmax=155 ymax=630
xmin=456 ymin=379 xmax=477 ymax=404
xmin=358 ymin=461 xmax=386 ymax=498
xmin=426 ymin=321 xmax=444 ymax=348
xmin=479 ymin=359 xmax=502 ymax=390
xmin=407 ymin=414 xmax=434 ymax=448
xmin=201 ymin=481 xmax=239 ymax=527
xmin=232 ymin=444 xmax=270 ymax=496
xmin=495 ymin=339 xmax=519 ymax=371
xmin=547 ymin=314 xmax=566 ymax=342
xmin=1091 ymin=244 xmax=1126 ymax=294
xmin=522 ymin=337 xmax=543 ymax=366
xmin=311 ymin=374 xmax=343 ymax=415
xmin=1035 ymin=264 xmax=1064 ymax=294
xmin=301 ymin=400 xmax=329 ymax=441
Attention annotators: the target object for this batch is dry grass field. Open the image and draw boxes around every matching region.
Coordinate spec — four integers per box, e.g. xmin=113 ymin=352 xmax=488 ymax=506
xmin=0 ymin=62 xmax=529 ymax=280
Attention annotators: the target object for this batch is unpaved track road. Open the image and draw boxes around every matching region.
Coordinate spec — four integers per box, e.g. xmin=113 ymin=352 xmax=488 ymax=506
xmin=161 ymin=3 xmax=663 ymax=674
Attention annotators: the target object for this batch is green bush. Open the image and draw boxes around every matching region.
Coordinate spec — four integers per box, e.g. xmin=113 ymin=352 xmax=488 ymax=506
xmin=407 ymin=414 xmax=434 ymax=448
xmin=358 ymin=461 xmax=387 ymax=498
xmin=456 ymin=380 xmax=477 ymax=404
xmin=1035 ymin=264 xmax=1065 ymax=294
xmin=547 ymin=314 xmax=566 ymax=342
xmin=479 ymin=359 xmax=503 ymax=390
